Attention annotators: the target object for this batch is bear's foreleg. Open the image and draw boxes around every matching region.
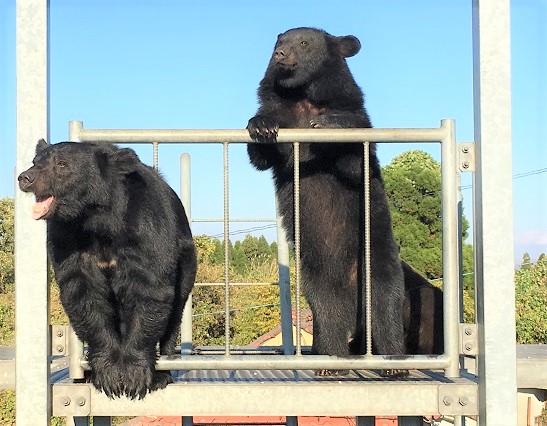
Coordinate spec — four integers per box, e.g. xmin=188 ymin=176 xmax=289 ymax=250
xmin=116 ymin=269 xmax=175 ymax=399
xmin=58 ymin=274 xmax=125 ymax=398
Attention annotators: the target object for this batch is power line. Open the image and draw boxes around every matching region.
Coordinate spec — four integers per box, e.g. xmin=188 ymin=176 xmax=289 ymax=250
xmin=206 ymin=224 xmax=277 ymax=239
xmin=197 ymin=167 xmax=546 ymax=240
xmin=461 ymin=167 xmax=547 ymax=190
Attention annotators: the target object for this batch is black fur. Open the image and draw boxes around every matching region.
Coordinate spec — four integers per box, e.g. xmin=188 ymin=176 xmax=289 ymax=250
xmin=403 ymin=262 xmax=444 ymax=354
xmin=18 ymin=140 xmax=197 ymax=399
xmin=247 ymin=28 xmax=406 ymax=365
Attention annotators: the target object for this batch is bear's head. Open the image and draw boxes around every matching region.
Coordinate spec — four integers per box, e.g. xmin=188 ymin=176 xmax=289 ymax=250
xmin=268 ymin=27 xmax=361 ymax=89
xmin=18 ymin=140 xmax=139 ymax=222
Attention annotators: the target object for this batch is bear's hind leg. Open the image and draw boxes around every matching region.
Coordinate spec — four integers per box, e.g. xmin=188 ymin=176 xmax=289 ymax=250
xmin=305 ymin=276 xmax=355 ymax=376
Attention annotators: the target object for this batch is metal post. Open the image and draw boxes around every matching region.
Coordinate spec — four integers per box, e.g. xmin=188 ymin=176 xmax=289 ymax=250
xmin=15 ymin=1 xmax=50 ymax=425
xmin=181 ymin=153 xmax=195 ymax=426
xmin=276 ymin=201 xmax=294 ymax=355
xmin=67 ymin=121 xmax=86 ymax=380
xmin=472 ymin=0 xmax=517 ymax=424
xmin=180 ymin=153 xmax=193 ymax=355
xmin=398 ymin=417 xmax=424 ymax=426
xmin=223 ymin=142 xmax=231 ymax=355
xmin=440 ymin=119 xmax=460 ymax=379
xmin=293 ymin=142 xmax=302 ymax=356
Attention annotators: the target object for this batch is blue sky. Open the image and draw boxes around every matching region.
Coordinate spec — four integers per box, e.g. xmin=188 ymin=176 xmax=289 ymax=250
xmin=0 ymin=0 xmax=545 ymax=262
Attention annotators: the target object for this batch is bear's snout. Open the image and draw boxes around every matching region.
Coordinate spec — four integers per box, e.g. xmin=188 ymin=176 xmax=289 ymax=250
xmin=274 ymin=47 xmax=296 ymax=67
xmin=18 ymin=170 xmax=36 ymax=191
xmin=274 ymin=47 xmax=286 ymax=61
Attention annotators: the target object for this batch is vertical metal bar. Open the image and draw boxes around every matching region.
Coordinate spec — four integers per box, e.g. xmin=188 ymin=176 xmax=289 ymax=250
xmin=69 ymin=417 xmax=89 ymax=426
xmin=293 ymin=142 xmax=302 ymax=355
xmin=285 ymin=416 xmax=298 ymax=426
xmin=472 ymin=0 xmax=517 ymax=424
xmin=15 ymin=1 xmax=50 ymax=425
xmin=356 ymin=417 xmax=375 ymax=426
xmin=398 ymin=417 xmax=424 ymax=426
xmin=457 ymin=173 xmax=467 ymax=426
xmin=67 ymin=121 xmax=86 ymax=380
xmin=440 ymin=119 xmax=460 ymax=378
xmin=90 ymin=417 xmax=111 ymax=426
xmin=363 ymin=142 xmax=372 ymax=355
xmin=223 ymin=142 xmax=230 ymax=355
xmin=180 ymin=153 xmax=193 ymax=355
xmin=276 ymin=200 xmax=294 ymax=355
xmin=153 ymin=141 xmax=159 ymax=170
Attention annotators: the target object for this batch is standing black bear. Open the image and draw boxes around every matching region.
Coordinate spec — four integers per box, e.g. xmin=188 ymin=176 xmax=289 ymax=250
xmin=247 ymin=27 xmax=406 ymax=370
xmin=18 ymin=140 xmax=197 ymax=399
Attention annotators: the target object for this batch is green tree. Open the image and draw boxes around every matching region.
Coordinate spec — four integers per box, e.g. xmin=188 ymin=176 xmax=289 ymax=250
xmin=382 ymin=151 xmax=473 ymax=284
xmin=0 ymin=198 xmax=15 ymax=293
xmin=515 ymin=253 xmax=547 ymax=344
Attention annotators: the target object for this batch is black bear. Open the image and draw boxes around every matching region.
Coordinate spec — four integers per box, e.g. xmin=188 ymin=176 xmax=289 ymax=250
xmin=18 ymin=139 xmax=197 ymax=399
xmin=402 ymin=262 xmax=444 ymax=355
xmin=247 ymin=27 xmax=407 ymax=373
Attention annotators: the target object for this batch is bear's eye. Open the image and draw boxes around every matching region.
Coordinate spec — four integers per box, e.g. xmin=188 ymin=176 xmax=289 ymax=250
xmin=56 ymin=160 xmax=68 ymax=168
xmin=301 ymin=40 xmax=308 ymax=46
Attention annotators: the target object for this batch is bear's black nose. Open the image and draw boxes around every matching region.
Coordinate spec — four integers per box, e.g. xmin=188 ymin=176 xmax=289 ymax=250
xmin=274 ymin=48 xmax=285 ymax=61
xmin=18 ymin=171 xmax=35 ymax=188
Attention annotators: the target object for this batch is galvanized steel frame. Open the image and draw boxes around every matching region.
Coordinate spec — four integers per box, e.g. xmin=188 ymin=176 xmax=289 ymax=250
xmin=14 ymin=1 xmax=50 ymax=425
xmin=66 ymin=119 xmax=460 ymax=375
xmin=13 ymin=0 xmax=517 ymax=424
xmin=472 ymin=0 xmax=518 ymax=425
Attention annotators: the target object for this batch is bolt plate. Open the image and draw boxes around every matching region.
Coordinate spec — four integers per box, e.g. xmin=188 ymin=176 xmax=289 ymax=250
xmin=51 ymin=325 xmax=68 ymax=356
xmin=460 ymin=323 xmax=479 ymax=356
xmin=458 ymin=143 xmax=476 ymax=172
xmin=438 ymin=383 xmax=478 ymax=415
xmin=52 ymin=384 xmax=90 ymax=416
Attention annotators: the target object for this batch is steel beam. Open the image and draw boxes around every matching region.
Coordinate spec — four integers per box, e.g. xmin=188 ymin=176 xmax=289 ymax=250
xmin=15 ymin=1 xmax=50 ymax=425
xmin=472 ymin=0 xmax=518 ymax=424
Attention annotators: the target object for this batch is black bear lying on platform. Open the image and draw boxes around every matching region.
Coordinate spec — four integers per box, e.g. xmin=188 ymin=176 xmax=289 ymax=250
xmin=18 ymin=139 xmax=197 ymax=399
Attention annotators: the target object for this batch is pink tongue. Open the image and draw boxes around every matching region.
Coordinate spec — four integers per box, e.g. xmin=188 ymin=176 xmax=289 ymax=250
xmin=32 ymin=196 xmax=54 ymax=220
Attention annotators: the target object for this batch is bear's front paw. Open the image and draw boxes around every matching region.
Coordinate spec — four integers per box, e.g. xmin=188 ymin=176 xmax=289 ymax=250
xmin=247 ymin=115 xmax=279 ymax=143
xmin=90 ymin=362 xmax=125 ymax=399
xmin=310 ymin=114 xmax=345 ymax=129
xmin=121 ymin=358 xmax=155 ymax=400
xmin=150 ymin=371 xmax=173 ymax=392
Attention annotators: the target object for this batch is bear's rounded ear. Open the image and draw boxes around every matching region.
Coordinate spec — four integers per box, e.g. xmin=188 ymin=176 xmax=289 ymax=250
xmin=36 ymin=138 xmax=49 ymax=154
xmin=337 ymin=35 xmax=361 ymax=58
xmin=110 ymin=147 xmax=139 ymax=174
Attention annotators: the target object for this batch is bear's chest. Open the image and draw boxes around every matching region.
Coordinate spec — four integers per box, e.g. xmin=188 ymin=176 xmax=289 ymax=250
xmin=289 ymin=99 xmax=326 ymax=127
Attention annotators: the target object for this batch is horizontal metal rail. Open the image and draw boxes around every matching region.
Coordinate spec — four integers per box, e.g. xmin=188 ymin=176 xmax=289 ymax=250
xmin=70 ymin=120 xmax=452 ymax=144
xmin=78 ymin=354 xmax=451 ymax=371
xmin=195 ymin=282 xmax=278 ymax=286
xmin=193 ymin=218 xmax=276 ymax=223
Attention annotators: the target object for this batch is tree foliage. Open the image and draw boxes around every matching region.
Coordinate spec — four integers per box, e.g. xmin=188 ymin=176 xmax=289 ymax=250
xmin=515 ymin=253 xmax=547 ymax=344
xmin=191 ymin=234 xmax=281 ymax=346
xmin=382 ymin=151 xmax=474 ymax=290
xmin=0 ymin=198 xmax=15 ymax=293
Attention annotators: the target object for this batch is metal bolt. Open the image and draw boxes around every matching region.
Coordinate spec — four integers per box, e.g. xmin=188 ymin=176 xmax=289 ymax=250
xmin=459 ymin=396 xmax=469 ymax=406
xmin=56 ymin=329 xmax=64 ymax=337
xmin=465 ymin=327 xmax=473 ymax=335
xmin=465 ymin=343 xmax=473 ymax=351
xmin=56 ymin=345 xmax=64 ymax=353
xmin=462 ymin=161 xmax=470 ymax=169
xmin=76 ymin=396 xmax=86 ymax=406
xmin=60 ymin=396 xmax=71 ymax=406
xmin=462 ymin=146 xmax=469 ymax=153
xmin=443 ymin=396 xmax=453 ymax=406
